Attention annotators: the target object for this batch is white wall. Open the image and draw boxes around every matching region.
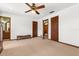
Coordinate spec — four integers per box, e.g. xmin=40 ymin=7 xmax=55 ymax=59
xmin=0 ymin=12 xmax=33 ymax=39
xmin=38 ymin=4 xmax=79 ymax=46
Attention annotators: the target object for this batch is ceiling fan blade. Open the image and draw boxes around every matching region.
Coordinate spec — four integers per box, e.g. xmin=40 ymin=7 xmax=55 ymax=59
xmin=36 ymin=5 xmax=45 ymax=9
xmin=35 ymin=11 xmax=40 ymax=14
xmin=25 ymin=3 xmax=32 ymax=8
xmin=25 ymin=10 xmax=32 ymax=13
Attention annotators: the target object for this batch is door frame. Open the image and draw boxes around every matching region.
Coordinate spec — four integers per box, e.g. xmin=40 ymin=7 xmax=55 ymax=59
xmin=32 ymin=21 xmax=38 ymax=37
xmin=51 ymin=16 xmax=59 ymax=42
xmin=43 ymin=19 xmax=48 ymax=39
xmin=0 ymin=16 xmax=11 ymax=40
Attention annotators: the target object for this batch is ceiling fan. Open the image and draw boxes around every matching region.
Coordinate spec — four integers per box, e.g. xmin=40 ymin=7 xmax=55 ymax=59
xmin=25 ymin=3 xmax=45 ymax=15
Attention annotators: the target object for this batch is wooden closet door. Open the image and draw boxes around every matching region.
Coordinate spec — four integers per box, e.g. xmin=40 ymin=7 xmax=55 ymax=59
xmin=32 ymin=21 xmax=38 ymax=37
xmin=0 ymin=24 xmax=3 ymax=53
xmin=51 ymin=16 xmax=58 ymax=42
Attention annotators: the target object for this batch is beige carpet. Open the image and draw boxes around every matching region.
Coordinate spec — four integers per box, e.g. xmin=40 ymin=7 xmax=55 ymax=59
xmin=0 ymin=37 xmax=79 ymax=56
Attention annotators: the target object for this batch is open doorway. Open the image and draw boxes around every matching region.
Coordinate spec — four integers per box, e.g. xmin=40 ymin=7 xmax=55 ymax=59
xmin=51 ymin=16 xmax=59 ymax=42
xmin=0 ymin=16 xmax=11 ymax=41
xmin=43 ymin=19 xmax=48 ymax=39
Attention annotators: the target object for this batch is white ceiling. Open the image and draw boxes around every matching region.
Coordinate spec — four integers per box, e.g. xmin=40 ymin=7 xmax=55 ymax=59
xmin=0 ymin=3 xmax=76 ymax=19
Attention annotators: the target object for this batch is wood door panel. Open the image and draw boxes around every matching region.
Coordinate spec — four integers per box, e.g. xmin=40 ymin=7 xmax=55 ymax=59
xmin=51 ymin=16 xmax=58 ymax=41
xmin=32 ymin=21 xmax=38 ymax=37
xmin=3 ymin=31 xmax=10 ymax=39
xmin=0 ymin=24 xmax=3 ymax=53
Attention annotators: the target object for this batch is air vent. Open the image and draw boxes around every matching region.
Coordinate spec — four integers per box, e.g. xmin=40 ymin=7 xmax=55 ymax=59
xmin=49 ymin=11 xmax=55 ymax=13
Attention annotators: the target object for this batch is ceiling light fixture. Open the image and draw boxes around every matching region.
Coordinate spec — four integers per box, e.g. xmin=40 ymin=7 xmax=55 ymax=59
xmin=31 ymin=10 xmax=35 ymax=14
